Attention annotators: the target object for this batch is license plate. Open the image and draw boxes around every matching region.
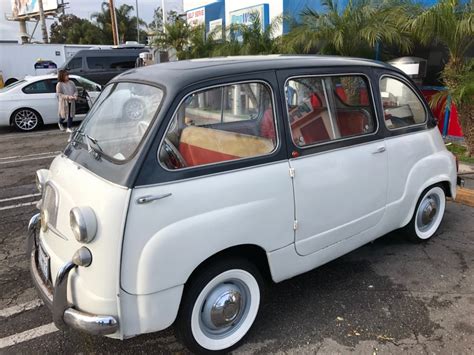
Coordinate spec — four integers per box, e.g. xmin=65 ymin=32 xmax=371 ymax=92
xmin=37 ymin=244 xmax=50 ymax=282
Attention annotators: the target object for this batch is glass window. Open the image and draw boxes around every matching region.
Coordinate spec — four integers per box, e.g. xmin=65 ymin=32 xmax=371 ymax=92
xmin=160 ymin=82 xmax=276 ymax=170
xmin=286 ymin=75 xmax=376 ymax=147
xmin=22 ymin=80 xmax=54 ymax=94
xmin=74 ymin=82 xmax=164 ymax=161
xmin=67 ymin=57 xmax=82 ymax=70
xmin=0 ymin=80 xmax=26 ymax=93
xmin=380 ymin=77 xmax=426 ymax=129
xmin=71 ymin=77 xmax=100 ymax=92
xmin=87 ymin=56 xmax=137 ymax=70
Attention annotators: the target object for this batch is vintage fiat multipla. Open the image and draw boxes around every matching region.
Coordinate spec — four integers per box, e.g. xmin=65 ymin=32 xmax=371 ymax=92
xmin=28 ymin=56 xmax=458 ymax=353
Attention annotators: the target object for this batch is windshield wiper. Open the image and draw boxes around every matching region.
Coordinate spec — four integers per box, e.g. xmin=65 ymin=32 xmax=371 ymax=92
xmin=85 ymin=134 xmax=103 ymax=159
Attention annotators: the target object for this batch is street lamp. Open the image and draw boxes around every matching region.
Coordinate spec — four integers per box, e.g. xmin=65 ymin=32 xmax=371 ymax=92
xmin=136 ymin=0 xmax=140 ymax=42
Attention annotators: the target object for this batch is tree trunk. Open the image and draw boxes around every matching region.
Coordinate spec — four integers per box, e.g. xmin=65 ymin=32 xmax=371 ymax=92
xmin=457 ymin=101 xmax=474 ymax=157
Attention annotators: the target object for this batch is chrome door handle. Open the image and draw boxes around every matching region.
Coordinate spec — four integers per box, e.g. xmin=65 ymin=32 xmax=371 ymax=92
xmin=372 ymin=146 xmax=386 ymax=154
xmin=136 ymin=193 xmax=172 ymax=204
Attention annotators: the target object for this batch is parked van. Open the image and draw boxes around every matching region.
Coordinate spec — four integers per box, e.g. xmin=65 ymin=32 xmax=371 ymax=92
xmin=28 ymin=56 xmax=458 ymax=353
xmin=62 ymin=47 xmax=148 ymax=85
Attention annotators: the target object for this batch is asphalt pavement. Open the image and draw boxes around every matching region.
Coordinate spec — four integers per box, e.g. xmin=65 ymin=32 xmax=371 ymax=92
xmin=0 ymin=124 xmax=473 ymax=354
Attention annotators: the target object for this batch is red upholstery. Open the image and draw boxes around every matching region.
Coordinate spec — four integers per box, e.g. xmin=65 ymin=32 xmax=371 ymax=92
xmin=260 ymin=108 xmax=276 ymax=141
xmin=180 ymin=143 xmax=238 ymax=166
xmin=336 ymin=111 xmax=368 ymax=137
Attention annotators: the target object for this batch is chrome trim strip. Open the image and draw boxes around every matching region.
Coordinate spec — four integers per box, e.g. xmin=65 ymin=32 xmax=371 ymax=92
xmin=157 ymin=79 xmax=281 ymax=173
xmin=283 ymin=72 xmax=380 ymax=150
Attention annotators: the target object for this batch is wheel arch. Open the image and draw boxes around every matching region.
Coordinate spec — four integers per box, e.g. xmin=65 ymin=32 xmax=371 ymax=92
xmin=184 ymin=244 xmax=272 ymax=288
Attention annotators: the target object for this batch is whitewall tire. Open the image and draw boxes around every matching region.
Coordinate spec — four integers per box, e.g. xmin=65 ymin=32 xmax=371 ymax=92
xmin=405 ymin=185 xmax=446 ymax=242
xmin=175 ymin=258 xmax=264 ymax=354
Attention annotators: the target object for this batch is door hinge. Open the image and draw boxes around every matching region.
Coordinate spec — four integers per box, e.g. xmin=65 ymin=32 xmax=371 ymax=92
xmin=293 ymin=220 xmax=298 ymax=230
xmin=289 ymin=167 xmax=295 ymax=178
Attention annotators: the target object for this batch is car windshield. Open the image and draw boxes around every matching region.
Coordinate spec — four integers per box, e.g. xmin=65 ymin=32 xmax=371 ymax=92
xmin=75 ymin=82 xmax=164 ymax=161
xmin=0 ymin=80 xmax=26 ymax=92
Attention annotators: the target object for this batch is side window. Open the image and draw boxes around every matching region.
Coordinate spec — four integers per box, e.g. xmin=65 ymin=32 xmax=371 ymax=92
xmin=160 ymin=82 xmax=277 ymax=170
xmin=380 ymin=77 xmax=426 ymax=129
xmin=109 ymin=56 xmax=137 ymax=69
xmin=87 ymin=57 xmax=110 ymax=70
xmin=285 ymin=75 xmax=376 ymax=147
xmin=67 ymin=57 xmax=82 ymax=70
xmin=22 ymin=80 xmax=54 ymax=94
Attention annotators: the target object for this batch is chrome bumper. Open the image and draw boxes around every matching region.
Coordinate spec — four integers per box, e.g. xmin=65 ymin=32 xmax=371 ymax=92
xmin=27 ymin=213 xmax=118 ymax=336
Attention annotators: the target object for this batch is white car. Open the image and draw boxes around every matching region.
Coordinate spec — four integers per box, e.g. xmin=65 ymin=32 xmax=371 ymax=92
xmin=0 ymin=74 xmax=101 ymax=131
xmin=28 ymin=56 xmax=459 ymax=354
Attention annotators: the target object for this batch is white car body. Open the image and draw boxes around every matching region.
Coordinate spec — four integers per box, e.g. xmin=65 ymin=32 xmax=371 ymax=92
xmin=0 ymin=74 xmax=101 ymax=130
xmin=28 ymin=56 xmax=458 ymax=353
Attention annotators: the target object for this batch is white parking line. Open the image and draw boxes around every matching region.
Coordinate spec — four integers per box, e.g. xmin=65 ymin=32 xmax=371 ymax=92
xmin=0 ymin=323 xmax=58 ymax=349
xmin=0 ymin=155 xmax=57 ymax=166
xmin=0 ymin=193 xmax=41 ymax=203
xmin=0 ymin=151 xmax=60 ymax=161
xmin=0 ymin=201 xmax=38 ymax=211
xmin=0 ymin=299 xmax=43 ymax=318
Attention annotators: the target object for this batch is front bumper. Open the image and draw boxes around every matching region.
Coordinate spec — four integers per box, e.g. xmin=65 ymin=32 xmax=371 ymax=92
xmin=27 ymin=213 xmax=118 ymax=336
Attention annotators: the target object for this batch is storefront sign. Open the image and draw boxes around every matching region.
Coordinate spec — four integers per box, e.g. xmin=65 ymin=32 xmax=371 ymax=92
xmin=229 ymin=4 xmax=269 ymax=31
xmin=209 ymin=18 xmax=223 ymax=39
xmin=187 ymin=7 xmax=206 ymax=28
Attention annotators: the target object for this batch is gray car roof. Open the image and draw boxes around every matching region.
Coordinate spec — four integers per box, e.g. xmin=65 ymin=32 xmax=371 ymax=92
xmin=113 ymin=55 xmax=399 ymax=88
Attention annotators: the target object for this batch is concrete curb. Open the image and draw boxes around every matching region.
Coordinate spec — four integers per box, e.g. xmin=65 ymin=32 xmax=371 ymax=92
xmin=455 ymin=187 xmax=474 ymax=208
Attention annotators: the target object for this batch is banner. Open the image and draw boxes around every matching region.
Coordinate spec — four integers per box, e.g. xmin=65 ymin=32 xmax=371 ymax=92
xmin=11 ymin=0 xmax=58 ymax=18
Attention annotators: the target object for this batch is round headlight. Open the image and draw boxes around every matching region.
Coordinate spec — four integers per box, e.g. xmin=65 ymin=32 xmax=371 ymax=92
xmin=70 ymin=207 xmax=97 ymax=243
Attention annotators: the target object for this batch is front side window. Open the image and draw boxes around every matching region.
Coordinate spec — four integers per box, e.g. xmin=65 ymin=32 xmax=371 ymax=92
xmin=380 ymin=77 xmax=426 ymax=129
xmin=67 ymin=57 xmax=82 ymax=70
xmin=160 ymin=82 xmax=277 ymax=170
xmin=74 ymin=82 xmax=163 ymax=161
xmin=286 ymin=75 xmax=376 ymax=147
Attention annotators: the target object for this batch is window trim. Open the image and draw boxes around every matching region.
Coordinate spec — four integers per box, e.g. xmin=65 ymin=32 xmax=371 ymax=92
xmin=283 ymin=73 xmax=379 ymax=150
xmin=157 ymin=79 xmax=280 ymax=172
xmin=379 ymin=74 xmax=428 ymax=131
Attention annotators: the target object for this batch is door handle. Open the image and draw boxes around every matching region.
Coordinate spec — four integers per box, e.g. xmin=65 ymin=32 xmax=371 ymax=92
xmin=136 ymin=193 xmax=172 ymax=204
xmin=372 ymin=146 xmax=386 ymax=154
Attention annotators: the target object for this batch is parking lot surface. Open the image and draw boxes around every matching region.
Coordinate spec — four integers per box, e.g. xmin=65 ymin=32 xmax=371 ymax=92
xmin=0 ymin=125 xmax=473 ymax=354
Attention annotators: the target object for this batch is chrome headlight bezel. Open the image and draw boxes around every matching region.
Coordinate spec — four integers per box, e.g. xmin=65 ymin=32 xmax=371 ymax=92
xmin=70 ymin=207 xmax=97 ymax=244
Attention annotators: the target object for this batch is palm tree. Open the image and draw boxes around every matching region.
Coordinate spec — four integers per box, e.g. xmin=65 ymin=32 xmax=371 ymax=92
xmin=287 ymin=0 xmax=416 ymax=57
xmin=154 ymin=18 xmax=191 ymax=60
xmin=411 ymin=0 xmax=474 ymax=156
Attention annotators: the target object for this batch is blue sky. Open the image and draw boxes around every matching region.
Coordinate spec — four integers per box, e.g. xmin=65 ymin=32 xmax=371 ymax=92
xmin=0 ymin=0 xmax=182 ymax=41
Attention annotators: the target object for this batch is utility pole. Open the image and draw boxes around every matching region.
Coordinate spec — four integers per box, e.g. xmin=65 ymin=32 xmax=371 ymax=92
xmin=109 ymin=0 xmax=119 ymax=45
xmin=38 ymin=0 xmax=48 ymax=43
xmin=162 ymin=0 xmax=166 ymax=33
xmin=136 ymin=0 xmax=140 ymax=43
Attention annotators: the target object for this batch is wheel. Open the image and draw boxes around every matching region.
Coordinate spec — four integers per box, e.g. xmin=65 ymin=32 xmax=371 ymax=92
xmin=12 ymin=108 xmax=42 ymax=131
xmin=175 ymin=258 xmax=264 ymax=354
xmin=404 ymin=185 xmax=446 ymax=242
xmin=123 ymin=98 xmax=145 ymax=121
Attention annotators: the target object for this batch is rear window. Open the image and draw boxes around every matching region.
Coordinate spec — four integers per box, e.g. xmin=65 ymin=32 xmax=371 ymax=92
xmin=0 ymin=80 xmax=26 ymax=92
xmin=87 ymin=56 xmax=137 ymax=70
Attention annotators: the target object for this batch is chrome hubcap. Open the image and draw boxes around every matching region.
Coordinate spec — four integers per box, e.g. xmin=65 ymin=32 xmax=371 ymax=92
xmin=200 ymin=282 xmax=248 ymax=337
xmin=15 ymin=110 xmax=38 ymax=130
xmin=417 ymin=195 xmax=440 ymax=232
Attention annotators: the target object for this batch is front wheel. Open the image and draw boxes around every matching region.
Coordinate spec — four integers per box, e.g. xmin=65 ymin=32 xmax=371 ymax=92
xmin=404 ymin=185 xmax=446 ymax=242
xmin=175 ymin=258 xmax=264 ymax=354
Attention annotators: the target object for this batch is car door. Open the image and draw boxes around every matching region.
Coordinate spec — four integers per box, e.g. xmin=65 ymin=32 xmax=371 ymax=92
xmin=121 ymin=77 xmax=295 ymax=295
xmin=279 ymin=70 xmax=388 ymax=256
xmin=22 ymin=79 xmax=58 ymax=124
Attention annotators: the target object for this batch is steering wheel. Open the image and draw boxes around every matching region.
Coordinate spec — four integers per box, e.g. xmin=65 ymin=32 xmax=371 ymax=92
xmin=162 ymin=138 xmax=187 ymax=169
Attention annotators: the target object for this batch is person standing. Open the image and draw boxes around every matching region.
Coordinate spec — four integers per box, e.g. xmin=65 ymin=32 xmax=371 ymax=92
xmin=56 ymin=70 xmax=78 ymax=132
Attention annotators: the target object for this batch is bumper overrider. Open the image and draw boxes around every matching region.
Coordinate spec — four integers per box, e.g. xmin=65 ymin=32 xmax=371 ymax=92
xmin=27 ymin=213 xmax=118 ymax=336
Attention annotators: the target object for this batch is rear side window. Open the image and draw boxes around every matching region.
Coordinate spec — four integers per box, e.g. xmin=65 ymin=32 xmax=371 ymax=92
xmin=23 ymin=80 xmax=54 ymax=94
xmin=380 ymin=77 xmax=426 ymax=129
xmin=285 ymin=75 xmax=376 ymax=147
xmin=160 ymin=82 xmax=277 ymax=170
xmin=87 ymin=56 xmax=137 ymax=70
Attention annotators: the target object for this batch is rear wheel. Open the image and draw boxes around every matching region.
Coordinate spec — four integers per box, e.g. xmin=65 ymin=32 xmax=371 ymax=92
xmin=404 ymin=185 xmax=446 ymax=242
xmin=12 ymin=108 xmax=42 ymax=131
xmin=175 ymin=258 xmax=264 ymax=354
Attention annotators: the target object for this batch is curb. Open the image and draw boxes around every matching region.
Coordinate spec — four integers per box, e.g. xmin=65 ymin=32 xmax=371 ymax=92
xmin=455 ymin=187 xmax=474 ymax=207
